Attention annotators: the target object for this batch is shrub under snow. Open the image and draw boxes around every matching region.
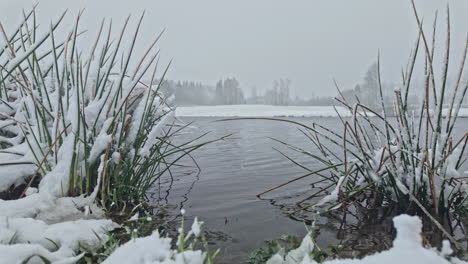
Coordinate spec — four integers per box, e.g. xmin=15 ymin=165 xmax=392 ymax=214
xmin=267 ymin=214 xmax=467 ymax=264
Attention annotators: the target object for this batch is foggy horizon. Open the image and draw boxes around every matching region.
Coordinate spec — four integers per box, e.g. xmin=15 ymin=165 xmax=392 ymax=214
xmin=2 ymin=0 xmax=468 ymax=98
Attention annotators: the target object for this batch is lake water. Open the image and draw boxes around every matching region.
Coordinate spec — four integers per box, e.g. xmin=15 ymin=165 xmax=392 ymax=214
xmin=149 ymin=117 xmax=468 ymax=263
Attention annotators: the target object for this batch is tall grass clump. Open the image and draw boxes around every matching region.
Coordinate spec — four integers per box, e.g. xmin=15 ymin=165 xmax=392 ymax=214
xmin=257 ymin=3 xmax=468 ymax=250
xmin=0 ymin=8 xmax=206 ymax=210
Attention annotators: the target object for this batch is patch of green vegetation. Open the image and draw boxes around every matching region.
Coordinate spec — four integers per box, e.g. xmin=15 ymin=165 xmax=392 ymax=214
xmin=247 ymin=229 xmax=330 ymax=264
xmin=78 ymin=211 xmax=162 ymax=263
xmin=76 ymin=208 xmax=218 ymax=263
xmin=247 ymin=235 xmax=302 ymax=264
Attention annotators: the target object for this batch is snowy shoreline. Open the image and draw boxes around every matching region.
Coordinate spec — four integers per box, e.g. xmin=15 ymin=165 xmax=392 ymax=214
xmin=176 ymin=105 xmax=355 ymax=117
xmin=175 ymin=105 xmax=468 ymax=118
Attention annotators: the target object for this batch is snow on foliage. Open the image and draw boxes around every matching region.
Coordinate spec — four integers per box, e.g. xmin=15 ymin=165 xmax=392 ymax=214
xmin=0 ymin=244 xmax=83 ymax=264
xmin=0 ymin=9 xmax=179 ymax=264
xmin=0 ymin=217 xmax=117 ymax=252
xmin=102 ymin=231 xmax=206 ymax=264
xmin=191 ymin=217 xmax=203 ymax=237
xmin=267 ymin=215 xmax=467 ymax=264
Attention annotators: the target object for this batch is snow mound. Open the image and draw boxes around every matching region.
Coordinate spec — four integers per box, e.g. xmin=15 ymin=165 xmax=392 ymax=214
xmin=0 ymin=243 xmax=83 ymax=264
xmin=102 ymin=231 xmax=206 ymax=264
xmin=0 ymin=146 xmax=37 ymax=192
xmin=0 ymin=217 xmax=117 ymax=251
xmin=0 ymin=217 xmax=116 ymax=264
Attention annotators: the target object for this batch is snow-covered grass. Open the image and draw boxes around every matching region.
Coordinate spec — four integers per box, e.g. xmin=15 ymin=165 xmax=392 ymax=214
xmin=257 ymin=3 xmax=468 ymax=252
xmin=0 ymin=8 xmax=212 ymax=263
xmin=3 ymin=210 xmax=464 ymax=264
xmin=79 ymin=210 xmax=219 ymax=264
xmin=0 ymin=217 xmax=117 ymax=263
xmin=101 ymin=231 xmax=206 ymax=264
xmin=0 ymin=208 xmax=219 ymax=264
xmin=0 ymin=8 xmax=212 ymax=210
xmin=267 ymin=214 xmax=467 ymax=264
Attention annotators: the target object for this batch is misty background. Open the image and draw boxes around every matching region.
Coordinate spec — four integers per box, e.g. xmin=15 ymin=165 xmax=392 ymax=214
xmin=1 ymin=0 xmax=468 ymax=106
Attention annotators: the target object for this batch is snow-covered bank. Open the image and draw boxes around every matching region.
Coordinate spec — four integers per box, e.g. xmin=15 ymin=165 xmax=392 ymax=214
xmin=267 ymin=214 xmax=467 ymax=264
xmin=175 ymin=105 xmax=352 ymax=117
xmin=0 ymin=217 xmax=117 ymax=263
xmin=176 ymin=105 xmax=468 ymax=118
xmin=17 ymin=213 xmax=458 ymax=264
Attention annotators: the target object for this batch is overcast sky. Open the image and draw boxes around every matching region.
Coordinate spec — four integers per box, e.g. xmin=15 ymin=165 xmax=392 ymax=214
xmin=1 ymin=0 xmax=467 ymax=97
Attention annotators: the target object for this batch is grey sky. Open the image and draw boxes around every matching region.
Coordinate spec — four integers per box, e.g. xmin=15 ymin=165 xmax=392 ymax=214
xmin=1 ymin=0 xmax=467 ymax=97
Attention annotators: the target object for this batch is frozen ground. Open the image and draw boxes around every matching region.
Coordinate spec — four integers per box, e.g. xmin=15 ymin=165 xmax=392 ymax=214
xmin=176 ymin=104 xmax=468 ymax=118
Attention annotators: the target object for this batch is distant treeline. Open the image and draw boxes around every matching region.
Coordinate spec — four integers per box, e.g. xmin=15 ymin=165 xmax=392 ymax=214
xmin=160 ymin=78 xmax=337 ymax=106
xmin=159 ymin=62 xmax=467 ymax=111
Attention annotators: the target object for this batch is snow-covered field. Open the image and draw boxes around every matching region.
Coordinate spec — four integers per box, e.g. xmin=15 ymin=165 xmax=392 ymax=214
xmin=33 ymin=213 xmax=460 ymax=264
xmin=176 ymin=105 xmax=468 ymax=118
xmin=175 ymin=105 xmax=352 ymax=117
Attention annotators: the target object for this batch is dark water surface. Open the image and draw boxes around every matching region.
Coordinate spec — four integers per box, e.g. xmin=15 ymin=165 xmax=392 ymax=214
xmin=149 ymin=117 xmax=468 ymax=263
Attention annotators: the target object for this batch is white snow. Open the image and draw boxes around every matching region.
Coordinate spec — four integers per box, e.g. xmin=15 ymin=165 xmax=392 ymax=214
xmin=126 ymin=90 xmax=152 ymax=144
xmin=24 ymin=187 xmax=38 ymax=196
xmin=175 ymin=105 xmax=468 ymax=118
xmin=0 ymin=216 xmax=116 ymax=264
xmin=0 ymin=144 xmax=37 ymax=192
xmin=38 ymin=134 xmax=76 ymax=198
xmin=0 ymin=217 xmax=117 ymax=251
xmin=175 ymin=105 xmax=358 ymax=118
xmin=88 ymin=119 xmax=113 ymax=164
xmin=442 ymin=107 xmax=468 ymax=117
xmin=112 ymin=152 xmax=121 ymax=164
xmin=191 ymin=217 xmax=203 ymax=237
xmin=4 ymin=28 xmax=54 ymax=74
xmin=0 ymin=244 xmax=83 ymax=264
xmin=267 ymin=214 xmax=468 ymax=264
xmin=283 ymin=233 xmax=315 ymax=264
xmin=139 ymin=111 xmax=174 ymax=158
xmin=129 ymin=212 xmax=139 ymax=221
xmin=102 ymin=231 xmax=206 ymax=264
xmin=314 ymin=176 xmax=345 ymax=208
xmin=0 ymin=160 xmax=36 ymax=192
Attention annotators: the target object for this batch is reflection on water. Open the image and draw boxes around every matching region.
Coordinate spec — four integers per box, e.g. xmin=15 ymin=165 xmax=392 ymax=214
xmin=148 ymin=117 xmax=468 ymax=263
